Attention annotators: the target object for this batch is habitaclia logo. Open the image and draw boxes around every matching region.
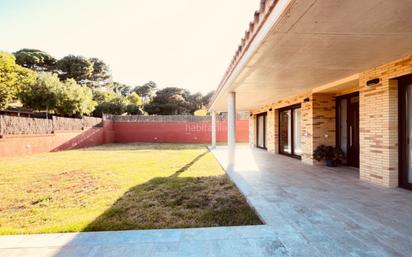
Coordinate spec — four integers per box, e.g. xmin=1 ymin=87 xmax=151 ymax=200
xmin=185 ymin=123 xmax=226 ymax=132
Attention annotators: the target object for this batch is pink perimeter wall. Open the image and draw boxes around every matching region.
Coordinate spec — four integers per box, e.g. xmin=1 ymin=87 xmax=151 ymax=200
xmin=0 ymin=128 xmax=105 ymax=158
xmin=113 ymin=120 xmax=249 ymax=143
xmin=0 ymin=116 xmax=249 ymax=158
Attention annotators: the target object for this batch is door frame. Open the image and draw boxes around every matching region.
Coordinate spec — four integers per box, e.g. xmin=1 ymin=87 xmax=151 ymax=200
xmin=398 ymin=76 xmax=412 ymax=190
xmin=278 ymin=104 xmax=302 ymax=159
xmin=336 ymin=92 xmax=360 ymax=167
xmin=256 ymin=112 xmax=267 ymax=150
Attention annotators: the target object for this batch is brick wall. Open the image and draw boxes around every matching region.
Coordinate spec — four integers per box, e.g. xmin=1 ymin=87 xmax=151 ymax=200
xmin=250 ymin=92 xmax=336 ymax=165
xmin=105 ymin=114 xmax=249 ymax=144
xmin=112 ymin=120 xmax=249 ymax=144
xmin=249 ymin=115 xmax=256 ymax=147
xmin=0 ymin=128 xmax=105 ymax=158
xmin=359 ymin=55 xmax=412 ymax=187
xmin=248 ymin=54 xmax=412 ymax=188
xmin=301 ymin=98 xmax=314 ymax=163
xmin=266 ymin=109 xmax=276 ymax=153
xmin=1 ymin=114 xmax=247 ymax=158
xmin=251 ymin=94 xmax=308 ymax=153
xmin=303 ymin=94 xmax=336 ymax=165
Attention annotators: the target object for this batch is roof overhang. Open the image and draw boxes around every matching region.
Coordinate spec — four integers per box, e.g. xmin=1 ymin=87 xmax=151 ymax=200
xmin=209 ymin=0 xmax=412 ymax=112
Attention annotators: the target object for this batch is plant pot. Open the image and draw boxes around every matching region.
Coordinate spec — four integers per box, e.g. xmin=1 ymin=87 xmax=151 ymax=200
xmin=326 ymin=160 xmax=337 ymax=167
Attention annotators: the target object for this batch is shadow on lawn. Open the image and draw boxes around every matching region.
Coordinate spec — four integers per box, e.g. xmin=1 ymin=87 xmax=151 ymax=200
xmin=82 ymin=149 xmax=262 ymax=232
xmin=80 ymin=143 xmax=208 ymax=152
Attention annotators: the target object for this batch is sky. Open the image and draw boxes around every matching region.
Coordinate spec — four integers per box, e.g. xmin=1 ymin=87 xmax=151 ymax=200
xmin=0 ymin=0 xmax=258 ymax=94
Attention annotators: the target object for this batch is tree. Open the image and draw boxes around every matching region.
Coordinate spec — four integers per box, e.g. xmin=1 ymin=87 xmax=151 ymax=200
xmin=92 ymin=90 xmax=143 ymax=116
xmin=187 ymin=92 xmax=203 ymax=114
xmin=92 ymin=90 xmax=115 ymax=104
xmin=125 ymin=92 xmax=143 ymax=115
xmin=127 ymin=92 xmax=142 ymax=106
xmin=144 ymin=87 xmax=192 ymax=115
xmin=202 ymin=91 xmax=214 ymax=107
xmin=109 ymin=82 xmax=132 ymax=96
xmin=126 ymin=104 xmax=144 ymax=115
xmin=92 ymin=91 xmax=128 ymax=117
xmin=0 ymin=52 xmax=36 ymax=110
xmin=56 ymin=55 xmax=93 ymax=83
xmin=88 ymin=58 xmax=111 ymax=87
xmin=13 ymin=49 xmax=56 ymax=71
xmin=133 ymin=81 xmax=157 ymax=103
xmin=19 ymin=72 xmax=60 ymax=113
xmin=55 ymin=79 xmax=96 ymax=117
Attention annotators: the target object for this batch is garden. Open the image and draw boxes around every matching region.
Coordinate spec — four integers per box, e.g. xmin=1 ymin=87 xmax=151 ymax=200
xmin=0 ymin=144 xmax=261 ymax=235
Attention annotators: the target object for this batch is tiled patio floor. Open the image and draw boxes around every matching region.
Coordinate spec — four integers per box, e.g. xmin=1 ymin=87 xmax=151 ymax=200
xmin=212 ymin=145 xmax=412 ymax=257
xmin=1 ymin=145 xmax=411 ymax=257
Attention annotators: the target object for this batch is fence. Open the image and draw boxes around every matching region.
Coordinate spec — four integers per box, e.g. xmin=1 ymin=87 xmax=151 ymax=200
xmin=0 ymin=115 xmax=103 ymax=135
xmin=52 ymin=116 xmax=102 ymax=131
xmin=0 ymin=115 xmax=53 ymax=135
xmin=104 ymin=113 xmax=250 ymax=123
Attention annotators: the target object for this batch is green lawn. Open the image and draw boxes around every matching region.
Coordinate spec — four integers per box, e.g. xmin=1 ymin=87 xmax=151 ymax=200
xmin=0 ymin=144 xmax=261 ymax=235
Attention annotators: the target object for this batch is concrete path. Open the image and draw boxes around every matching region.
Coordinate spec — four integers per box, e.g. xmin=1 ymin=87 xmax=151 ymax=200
xmin=0 ymin=226 xmax=287 ymax=257
xmin=1 ymin=145 xmax=412 ymax=256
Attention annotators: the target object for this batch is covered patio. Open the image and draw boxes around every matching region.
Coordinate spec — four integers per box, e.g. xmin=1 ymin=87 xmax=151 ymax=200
xmin=208 ymin=0 xmax=412 ymax=188
xmin=211 ymin=145 xmax=412 ymax=256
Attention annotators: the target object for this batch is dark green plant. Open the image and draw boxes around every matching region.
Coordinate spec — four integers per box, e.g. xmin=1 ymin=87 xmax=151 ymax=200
xmin=313 ymin=145 xmax=345 ymax=162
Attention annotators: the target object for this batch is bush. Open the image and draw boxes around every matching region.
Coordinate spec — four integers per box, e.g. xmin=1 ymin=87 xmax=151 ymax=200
xmin=126 ymin=104 xmax=144 ymax=115
xmin=313 ymin=145 xmax=345 ymax=162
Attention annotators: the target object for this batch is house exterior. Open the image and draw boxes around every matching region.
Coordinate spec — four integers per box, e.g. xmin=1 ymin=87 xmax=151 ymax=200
xmin=208 ymin=0 xmax=412 ymax=189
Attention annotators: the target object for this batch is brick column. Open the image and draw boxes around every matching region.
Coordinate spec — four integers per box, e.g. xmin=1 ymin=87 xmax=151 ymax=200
xmin=302 ymin=93 xmax=336 ymax=165
xmin=357 ymin=54 xmax=412 ymax=187
xmin=266 ymin=109 xmax=276 ymax=153
xmin=249 ymin=114 xmax=256 ymax=147
xmin=359 ymin=77 xmax=399 ymax=187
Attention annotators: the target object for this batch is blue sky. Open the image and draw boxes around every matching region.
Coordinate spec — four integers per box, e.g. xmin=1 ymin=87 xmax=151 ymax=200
xmin=0 ymin=0 xmax=258 ymax=93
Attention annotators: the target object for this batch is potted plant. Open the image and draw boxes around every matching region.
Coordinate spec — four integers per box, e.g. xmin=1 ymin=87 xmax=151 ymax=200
xmin=313 ymin=145 xmax=345 ymax=167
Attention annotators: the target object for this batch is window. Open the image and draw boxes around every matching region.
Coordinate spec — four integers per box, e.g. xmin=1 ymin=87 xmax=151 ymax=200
xmin=279 ymin=104 xmax=301 ymax=158
xmin=256 ymin=113 xmax=267 ymax=149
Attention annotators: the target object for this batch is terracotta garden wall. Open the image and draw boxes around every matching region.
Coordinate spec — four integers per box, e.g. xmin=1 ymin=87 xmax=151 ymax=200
xmin=0 ymin=114 xmax=249 ymax=157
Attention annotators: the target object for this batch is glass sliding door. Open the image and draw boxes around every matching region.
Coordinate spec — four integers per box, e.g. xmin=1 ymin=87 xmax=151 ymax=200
xmin=336 ymin=93 xmax=359 ymax=167
xmin=256 ymin=112 xmax=267 ymax=149
xmin=338 ymin=98 xmax=348 ymax=164
xmin=279 ymin=110 xmax=291 ymax=154
xmin=409 ymin=84 xmax=412 ymax=185
xmin=279 ymin=104 xmax=301 ymax=158
xmin=400 ymin=75 xmax=412 ymax=190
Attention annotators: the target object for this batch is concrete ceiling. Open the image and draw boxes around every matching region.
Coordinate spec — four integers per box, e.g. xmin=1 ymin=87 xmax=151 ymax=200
xmin=211 ymin=0 xmax=412 ymax=111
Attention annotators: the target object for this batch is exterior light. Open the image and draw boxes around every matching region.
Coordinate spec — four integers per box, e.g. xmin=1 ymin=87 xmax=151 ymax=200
xmin=366 ymin=78 xmax=380 ymax=87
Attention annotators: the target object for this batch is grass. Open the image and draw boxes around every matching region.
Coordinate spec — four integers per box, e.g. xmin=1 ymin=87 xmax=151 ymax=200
xmin=0 ymin=143 xmax=262 ymax=235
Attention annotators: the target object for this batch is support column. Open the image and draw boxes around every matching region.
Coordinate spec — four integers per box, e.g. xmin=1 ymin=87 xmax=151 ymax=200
xmin=301 ymin=93 xmax=336 ymax=165
xmin=211 ymin=111 xmax=216 ymax=148
xmin=227 ymin=92 xmax=236 ymax=168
